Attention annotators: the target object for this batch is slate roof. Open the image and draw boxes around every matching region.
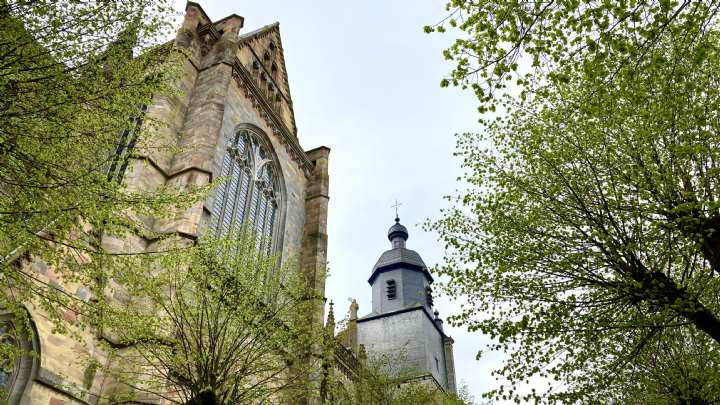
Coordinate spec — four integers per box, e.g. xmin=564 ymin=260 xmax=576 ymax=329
xmin=387 ymin=222 xmax=409 ymax=241
xmin=369 ymin=247 xmax=434 ymax=284
xmin=373 ymin=248 xmax=426 ymax=271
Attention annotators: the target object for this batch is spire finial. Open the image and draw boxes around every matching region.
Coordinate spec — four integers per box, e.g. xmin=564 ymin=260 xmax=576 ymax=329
xmin=325 ymin=301 xmax=335 ymax=333
xmin=391 ymin=200 xmax=402 ymax=222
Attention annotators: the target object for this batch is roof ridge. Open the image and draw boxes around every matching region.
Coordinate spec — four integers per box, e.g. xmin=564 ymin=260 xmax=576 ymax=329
xmin=238 ymin=21 xmax=280 ymax=41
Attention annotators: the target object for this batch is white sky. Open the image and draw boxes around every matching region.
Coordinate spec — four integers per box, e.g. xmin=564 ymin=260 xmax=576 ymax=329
xmin=176 ymin=1 xmax=502 ymax=400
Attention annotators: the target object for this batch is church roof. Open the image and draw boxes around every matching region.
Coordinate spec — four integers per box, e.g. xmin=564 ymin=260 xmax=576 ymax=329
xmin=387 ymin=221 xmax=408 ymax=242
xmin=369 ymin=247 xmax=434 ymax=284
xmin=373 ymin=248 xmax=426 ymax=271
xmin=368 ymin=217 xmax=434 ymax=284
xmin=238 ymin=22 xmax=279 ymax=41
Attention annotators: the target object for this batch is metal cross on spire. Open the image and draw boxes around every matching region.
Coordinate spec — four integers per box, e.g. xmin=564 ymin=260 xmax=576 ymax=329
xmin=391 ymin=200 xmax=403 ymax=222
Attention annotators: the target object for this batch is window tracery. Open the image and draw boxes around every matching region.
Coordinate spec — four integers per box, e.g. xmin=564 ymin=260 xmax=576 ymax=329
xmin=211 ymin=128 xmax=282 ymax=253
xmin=0 ymin=314 xmax=38 ymax=405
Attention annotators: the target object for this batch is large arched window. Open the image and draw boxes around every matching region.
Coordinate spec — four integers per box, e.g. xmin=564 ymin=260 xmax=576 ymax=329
xmin=211 ymin=127 xmax=282 ymax=253
xmin=0 ymin=312 xmax=38 ymax=405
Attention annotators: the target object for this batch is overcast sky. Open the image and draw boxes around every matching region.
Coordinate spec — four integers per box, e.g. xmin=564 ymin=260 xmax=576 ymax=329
xmin=177 ymin=0 xmax=502 ymax=400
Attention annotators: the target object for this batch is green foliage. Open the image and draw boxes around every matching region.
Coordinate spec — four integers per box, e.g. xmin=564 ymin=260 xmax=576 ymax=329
xmin=430 ymin=0 xmax=720 ymax=402
xmin=606 ymin=328 xmax=720 ymax=404
xmin=0 ymin=0 xmax=198 ymax=357
xmin=98 ymin=230 xmax=317 ymax=405
xmin=324 ymin=351 xmax=474 ymax=405
xmin=429 ymin=0 xmax=719 ymax=116
xmin=0 ymin=1 xmax=201 ymax=400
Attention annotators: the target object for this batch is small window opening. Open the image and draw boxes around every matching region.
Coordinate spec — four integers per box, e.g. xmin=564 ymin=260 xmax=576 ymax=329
xmin=426 ymin=286 xmax=434 ymax=307
xmin=435 ymin=357 xmax=439 ymax=371
xmin=107 ymin=104 xmax=147 ymax=183
xmin=386 ymin=280 xmax=397 ymax=300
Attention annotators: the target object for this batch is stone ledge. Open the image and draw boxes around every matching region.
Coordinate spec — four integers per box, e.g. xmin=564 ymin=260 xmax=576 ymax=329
xmin=36 ymin=367 xmax=95 ymax=405
xmin=132 ymin=154 xmax=214 ymax=183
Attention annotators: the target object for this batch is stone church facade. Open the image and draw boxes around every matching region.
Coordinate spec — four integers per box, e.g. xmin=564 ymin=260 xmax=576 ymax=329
xmin=5 ymin=3 xmax=330 ymax=404
xmin=3 ymin=3 xmax=457 ymax=404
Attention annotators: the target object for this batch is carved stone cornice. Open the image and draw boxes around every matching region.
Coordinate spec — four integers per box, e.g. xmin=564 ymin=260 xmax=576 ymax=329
xmin=333 ymin=342 xmax=360 ymax=380
xmin=197 ymin=22 xmax=220 ymax=57
xmin=229 ymin=59 xmax=314 ymax=177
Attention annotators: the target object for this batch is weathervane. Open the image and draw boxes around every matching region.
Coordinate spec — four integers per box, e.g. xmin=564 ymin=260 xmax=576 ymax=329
xmin=391 ymin=199 xmax=403 ymax=222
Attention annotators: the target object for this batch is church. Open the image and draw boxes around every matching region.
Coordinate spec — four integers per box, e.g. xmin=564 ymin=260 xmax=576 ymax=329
xmin=323 ymin=216 xmax=457 ymax=397
xmin=357 ymin=216 xmax=456 ymax=393
xmin=2 ymin=2 xmax=456 ymax=403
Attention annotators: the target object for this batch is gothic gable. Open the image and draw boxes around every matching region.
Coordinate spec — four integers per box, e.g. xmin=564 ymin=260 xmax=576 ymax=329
xmin=236 ymin=24 xmax=298 ymax=137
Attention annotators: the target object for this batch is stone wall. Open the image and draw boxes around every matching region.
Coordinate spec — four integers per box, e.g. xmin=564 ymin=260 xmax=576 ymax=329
xmin=371 ymin=268 xmax=431 ymax=315
xmin=357 ymin=308 xmax=450 ymax=391
xmin=13 ymin=2 xmax=330 ymax=404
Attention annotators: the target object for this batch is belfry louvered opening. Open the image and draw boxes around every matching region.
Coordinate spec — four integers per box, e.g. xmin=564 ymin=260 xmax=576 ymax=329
xmin=386 ymin=279 xmax=397 ymax=300
xmin=211 ymin=128 xmax=282 ymax=254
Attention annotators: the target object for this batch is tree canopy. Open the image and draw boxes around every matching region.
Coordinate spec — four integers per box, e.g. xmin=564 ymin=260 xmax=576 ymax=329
xmin=429 ymin=0 xmax=720 ymax=402
xmin=427 ymin=0 xmax=720 ymax=114
xmin=0 ymin=0 xmax=199 ymax=337
xmin=322 ymin=349 xmax=474 ymax=405
xmin=97 ymin=231 xmax=316 ymax=405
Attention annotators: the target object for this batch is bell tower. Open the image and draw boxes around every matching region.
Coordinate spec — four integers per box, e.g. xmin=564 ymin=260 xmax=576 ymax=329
xmin=356 ymin=216 xmax=457 ymax=393
xmin=368 ymin=217 xmax=435 ymax=315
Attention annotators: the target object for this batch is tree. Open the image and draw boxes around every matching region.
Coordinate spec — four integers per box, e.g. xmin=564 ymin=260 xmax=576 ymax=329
xmin=428 ymin=1 xmax=720 ymax=402
xmin=322 ymin=348 xmax=473 ymax=405
xmin=97 ymin=231 xmax=317 ymax=405
xmin=606 ymin=327 xmax=720 ymax=404
xmin=426 ymin=0 xmax=720 ymax=114
xmin=0 ymin=0 xmax=198 ymax=368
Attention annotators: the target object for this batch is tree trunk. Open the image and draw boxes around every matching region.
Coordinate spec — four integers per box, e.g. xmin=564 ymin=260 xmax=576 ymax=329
xmin=627 ymin=257 xmax=720 ymax=344
xmin=700 ymin=216 xmax=720 ymax=277
xmin=185 ymin=391 xmax=218 ymax=405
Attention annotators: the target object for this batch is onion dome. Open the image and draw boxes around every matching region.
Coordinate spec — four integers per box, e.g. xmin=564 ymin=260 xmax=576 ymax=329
xmin=388 ymin=217 xmax=409 ymax=246
xmin=368 ymin=217 xmax=433 ymax=284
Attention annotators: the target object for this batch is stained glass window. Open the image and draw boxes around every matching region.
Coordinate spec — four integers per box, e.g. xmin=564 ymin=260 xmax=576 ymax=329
xmin=0 ymin=324 xmax=16 ymax=391
xmin=211 ymin=128 xmax=281 ymax=253
xmin=0 ymin=315 xmax=37 ymax=405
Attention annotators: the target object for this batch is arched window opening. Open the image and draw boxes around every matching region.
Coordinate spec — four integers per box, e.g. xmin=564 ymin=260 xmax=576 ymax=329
xmin=386 ymin=280 xmax=397 ymax=300
xmin=0 ymin=313 xmax=38 ymax=405
xmin=107 ymin=104 xmax=148 ymax=183
xmin=267 ymin=42 xmax=277 ymax=59
xmin=211 ymin=128 xmax=282 ymax=254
